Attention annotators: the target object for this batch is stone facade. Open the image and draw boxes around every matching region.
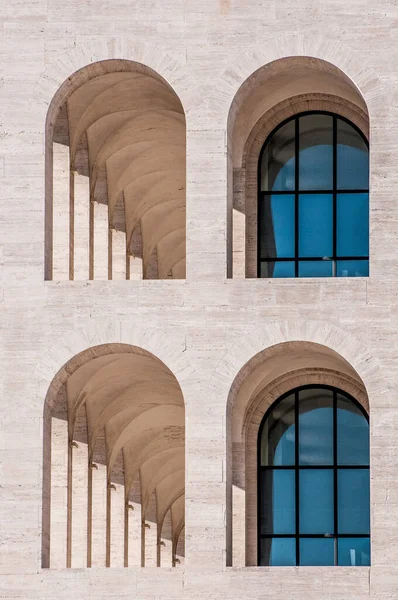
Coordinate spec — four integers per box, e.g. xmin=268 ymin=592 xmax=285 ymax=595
xmin=1 ymin=1 xmax=398 ymax=598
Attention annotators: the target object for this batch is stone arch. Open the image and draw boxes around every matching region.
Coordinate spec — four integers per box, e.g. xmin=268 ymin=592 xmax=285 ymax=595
xmin=213 ymin=319 xmax=386 ymax=566
xmin=39 ymin=322 xmax=194 ymax=569
xmin=212 ymin=33 xmax=384 ymax=277
xmin=38 ymin=39 xmax=200 ymax=282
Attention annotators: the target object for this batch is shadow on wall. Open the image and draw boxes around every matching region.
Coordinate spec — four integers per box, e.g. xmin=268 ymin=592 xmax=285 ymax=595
xmin=42 ymin=343 xmax=185 ymax=568
xmin=46 ymin=59 xmax=186 ymax=282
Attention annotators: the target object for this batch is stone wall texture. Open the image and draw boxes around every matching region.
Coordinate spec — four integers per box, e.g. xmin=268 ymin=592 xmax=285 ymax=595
xmin=1 ymin=0 xmax=398 ymax=598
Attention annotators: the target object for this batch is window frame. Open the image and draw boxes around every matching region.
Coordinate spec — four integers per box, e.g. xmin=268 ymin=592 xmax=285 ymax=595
xmin=257 ymin=384 xmax=370 ymax=566
xmin=257 ymin=111 xmax=369 ymax=278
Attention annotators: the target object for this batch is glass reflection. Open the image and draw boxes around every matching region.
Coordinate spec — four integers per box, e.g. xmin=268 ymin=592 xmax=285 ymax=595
xmin=337 ymin=119 xmax=369 ymax=190
xmin=261 ymin=393 xmax=295 ymax=466
xmin=300 ymin=539 xmax=335 ymax=566
xmin=338 ymin=469 xmax=370 ymax=534
xmin=258 ymin=387 xmax=370 ymax=566
xmin=337 ymin=193 xmax=369 ymax=256
xmin=299 ymin=114 xmax=333 ymax=190
xmin=338 ymin=538 xmax=370 ymax=566
xmin=260 ymin=470 xmax=295 ymax=534
xmin=260 ymin=538 xmax=296 ymax=566
xmin=299 ymin=388 xmax=333 ymax=465
xmin=300 ymin=469 xmax=334 ymax=533
xmin=337 ymin=394 xmax=369 ymax=465
xmin=258 ymin=112 xmax=369 ymax=279
xmin=260 ymin=195 xmax=295 ymax=258
xmin=260 ymin=261 xmax=295 ymax=278
xmin=299 ymin=261 xmax=333 ymax=277
xmin=336 ymin=260 xmax=369 ymax=277
xmin=261 ymin=120 xmax=296 ymax=191
xmin=299 ymin=194 xmax=333 ymax=257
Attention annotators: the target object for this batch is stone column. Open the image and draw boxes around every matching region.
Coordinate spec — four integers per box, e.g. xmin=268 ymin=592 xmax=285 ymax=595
xmin=89 ymin=461 xmax=107 ymax=566
xmin=52 ymin=142 xmax=70 ymax=280
xmin=110 ymin=229 xmax=127 ymax=280
xmin=160 ymin=509 xmax=173 ymax=567
xmin=50 ymin=416 xmax=68 ymax=567
xmin=127 ymin=476 xmax=142 ymax=566
xmin=186 ymin=125 xmax=228 ymax=281
xmin=143 ymin=491 xmax=158 ymax=567
xmin=184 ymin=394 xmax=225 ymax=569
xmin=70 ymin=415 xmax=88 ymax=567
xmin=92 ymin=201 xmax=109 ymax=280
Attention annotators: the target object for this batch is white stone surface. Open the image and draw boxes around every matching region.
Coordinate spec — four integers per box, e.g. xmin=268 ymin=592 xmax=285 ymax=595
xmin=1 ymin=0 xmax=398 ymax=598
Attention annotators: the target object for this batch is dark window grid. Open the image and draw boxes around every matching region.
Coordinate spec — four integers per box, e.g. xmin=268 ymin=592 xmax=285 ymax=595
xmin=257 ymin=385 xmax=370 ymax=566
xmin=259 ymin=257 xmax=369 ymax=262
xmin=257 ymin=112 xmax=369 ymax=277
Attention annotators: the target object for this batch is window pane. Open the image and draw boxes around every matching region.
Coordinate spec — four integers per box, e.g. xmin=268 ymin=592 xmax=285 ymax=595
xmin=338 ymin=538 xmax=370 ymax=566
xmin=300 ymin=538 xmax=335 ymax=566
xmin=337 ymin=119 xmax=369 ymax=190
xmin=299 ymin=194 xmax=333 ymax=257
xmin=337 ymin=193 xmax=369 ymax=256
xmin=299 ymin=260 xmax=333 ymax=277
xmin=337 ymin=260 xmax=369 ymax=277
xmin=260 ymin=261 xmax=295 ymax=278
xmin=299 ymin=388 xmax=333 ymax=465
xmin=300 ymin=469 xmax=334 ymax=534
xmin=337 ymin=394 xmax=369 ymax=465
xmin=260 ymin=537 xmax=296 ymax=566
xmin=261 ymin=393 xmax=295 ymax=466
xmin=260 ymin=470 xmax=295 ymax=534
xmin=338 ymin=469 xmax=370 ymax=534
xmin=261 ymin=119 xmax=296 ymax=191
xmin=260 ymin=195 xmax=295 ymax=258
xmin=299 ymin=114 xmax=333 ymax=190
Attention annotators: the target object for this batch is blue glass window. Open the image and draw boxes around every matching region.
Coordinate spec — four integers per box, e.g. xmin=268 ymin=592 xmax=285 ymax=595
xmin=338 ymin=538 xmax=370 ymax=566
xmin=299 ymin=470 xmax=333 ymax=533
xmin=300 ymin=538 xmax=335 ymax=566
xmin=258 ymin=386 xmax=370 ymax=566
xmin=299 ymin=194 xmax=333 ymax=257
xmin=337 ymin=193 xmax=369 ymax=257
xmin=299 ymin=114 xmax=333 ymax=190
xmin=337 ymin=118 xmax=369 ymax=190
xmin=260 ymin=195 xmax=295 ymax=258
xmin=260 ymin=538 xmax=296 ymax=566
xmin=337 ymin=394 xmax=369 ymax=465
xmin=258 ymin=113 xmax=369 ymax=278
xmin=338 ymin=469 xmax=370 ymax=534
xmin=261 ymin=470 xmax=295 ymax=534
xmin=298 ymin=261 xmax=333 ymax=277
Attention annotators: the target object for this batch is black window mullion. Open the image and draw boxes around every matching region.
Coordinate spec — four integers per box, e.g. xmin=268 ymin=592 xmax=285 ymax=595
xmin=295 ymin=117 xmax=299 ymax=278
xmin=258 ymin=384 xmax=370 ymax=566
xmin=333 ymin=116 xmax=337 ymax=277
xmin=333 ymin=390 xmax=338 ymax=565
xmin=295 ymin=389 xmax=299 ymax=564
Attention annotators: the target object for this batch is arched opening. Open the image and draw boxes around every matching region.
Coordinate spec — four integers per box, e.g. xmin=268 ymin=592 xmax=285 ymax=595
xmin=42 ymin=344 xmax=185 ymax=568
xmin=225 ymin=340 xmax=369 ymax=566
xmin=46 ymin=59 xmax=186 ymax=281
xmin=258 ymin=385 xmax=369 ymax=566
xmin=227 ymin=56 xmax=369 ymax=278
xmin=258 ymin=112 xmax=369 ymax=277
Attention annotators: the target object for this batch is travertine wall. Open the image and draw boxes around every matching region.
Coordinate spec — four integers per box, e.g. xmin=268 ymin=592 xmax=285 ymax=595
xmin=2 ymin=0 xmax=398 ymax=598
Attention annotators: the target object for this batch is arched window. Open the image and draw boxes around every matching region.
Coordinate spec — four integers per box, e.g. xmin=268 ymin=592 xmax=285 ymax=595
xmin=258 ymin=112 xmax=369 ymax=278
xmin=258 ymin=386 xmax=370 ymax=566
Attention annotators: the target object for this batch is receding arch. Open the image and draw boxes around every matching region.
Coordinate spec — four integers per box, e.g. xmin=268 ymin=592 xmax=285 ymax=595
xmin=225 ymin=52 xmax=371 ymax=278
xmin=46 ymin=58 xmax=186 ymax=281
xmin=42 ymin=342 xmax=186 ymax=569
